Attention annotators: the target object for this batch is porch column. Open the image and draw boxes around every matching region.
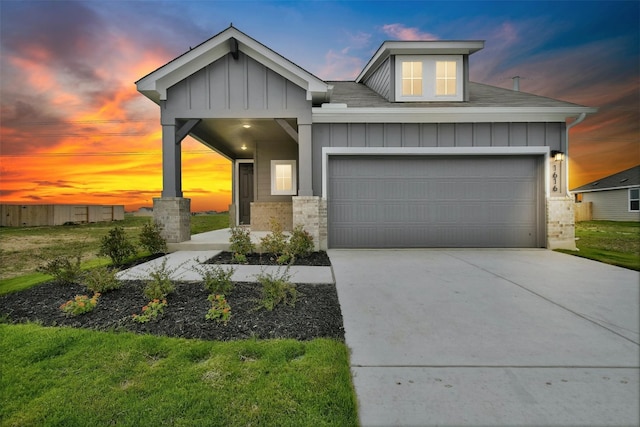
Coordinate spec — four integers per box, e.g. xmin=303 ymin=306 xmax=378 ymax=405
xmin=298 ymin=123 xmax=313 ymax=196
xmin=161 ymin=124 xmax=182 ymax=197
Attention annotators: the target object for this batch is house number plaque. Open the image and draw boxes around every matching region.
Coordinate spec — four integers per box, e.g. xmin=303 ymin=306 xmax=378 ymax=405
xmin=552 ymin=164 xmax=559 ymax=193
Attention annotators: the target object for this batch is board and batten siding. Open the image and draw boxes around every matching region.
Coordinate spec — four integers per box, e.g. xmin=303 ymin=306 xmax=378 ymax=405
xmin=363 ymin=57 xmax=391 ymax=101
xmin=311 ymin=122 xmax=564 ymax=196
xmin=163 ymin=52 xmax=311 ymax=122
xmin=255 ymin=139 xmax=298 ymax=202
xmin=581 ymin=189 xmax=640 ymax=221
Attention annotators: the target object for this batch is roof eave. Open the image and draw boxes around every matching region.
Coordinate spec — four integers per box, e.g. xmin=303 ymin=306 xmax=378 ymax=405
xmin=312 ymin=106 xmax=597 ymax=123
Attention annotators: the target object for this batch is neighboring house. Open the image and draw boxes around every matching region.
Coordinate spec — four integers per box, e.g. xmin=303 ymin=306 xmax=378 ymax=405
xmin=572 ymin=165 xmax=640 ymax=222
xmin=133 ymin=207 xmax=154 ymax=217
xmin=136 ymin=26 xmax=596 ymax=250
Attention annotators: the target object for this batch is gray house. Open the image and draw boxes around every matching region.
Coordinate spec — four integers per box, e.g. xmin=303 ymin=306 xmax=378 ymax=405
xmin=136 ymin=26 xmax=596 ymax=250
xmin=572 ymin=165 xmax=640 ymax=222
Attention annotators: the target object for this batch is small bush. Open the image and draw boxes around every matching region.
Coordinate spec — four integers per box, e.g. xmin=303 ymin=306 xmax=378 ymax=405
xmin=205 ymin=294 xmax=231 ymax=324
xmin=132 ymin=299 xmax=167 ymax=323
xmin=229 ymin=226 xmax=254 ymax=262
xmin=255 ymin=267 xmax=297 ymax=311
xmin=287 ymin=225 xmax=314 ymax=259
xmin=98 ymin=226 xmax=137 ymax=265
xmin=193 ymin=263 xmax=236 ymax=295
xmin=260 ymin=218 xmax=288 ymax=256
xmin=143 ymin=259 xmax=176 ymax=300
xmin=60 ymin=293 xmax=100 ymax=316
xmin=37 ymin=254 xmax=82 ymax=284
xmin=139 ymin=221 xmax=167 ymax=255
xmin=82 ymin=267 xmax=122 ymax=293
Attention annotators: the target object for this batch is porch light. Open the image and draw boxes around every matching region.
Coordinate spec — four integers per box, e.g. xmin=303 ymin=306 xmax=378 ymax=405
xmin=551 ymin=150 xmax=565 ymax=162
xmin=242 ymin=124 xmax=251 ymax=129
xmin=241 ymin=144 xmax=247 ymax=150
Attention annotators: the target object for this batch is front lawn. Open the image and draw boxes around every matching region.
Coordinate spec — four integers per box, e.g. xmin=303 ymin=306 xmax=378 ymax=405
xmin=0 ymin=324 xmax=358 ymax=426
xmin=557 ymin=220 xmax=640 ymax=271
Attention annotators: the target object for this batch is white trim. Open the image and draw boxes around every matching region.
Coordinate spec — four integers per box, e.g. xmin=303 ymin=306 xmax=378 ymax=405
xmin=628 ymin=187 xmax=640 ymax=212
xmin=572 ymin=185 xmax=640 ymax=194
xmin=270 ymin=160 xmax=297 ymax=195
xmin=234 ymin=159 xmax=254 ymax=226
xmin=321 ymin=146 xmax=550 ymax=199
xmin=312 ymin=107 xmax=597 ymax=123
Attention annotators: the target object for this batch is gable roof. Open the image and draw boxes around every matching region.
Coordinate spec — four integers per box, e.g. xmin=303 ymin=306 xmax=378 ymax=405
xmin=572 ymin=165 xmax=640 ymax=193
xmin=136 ymin=26 xmax=331 ymax=104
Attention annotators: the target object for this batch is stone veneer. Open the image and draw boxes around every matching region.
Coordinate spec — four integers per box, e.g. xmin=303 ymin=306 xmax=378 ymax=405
xmin=293 ymin=196 xmax=327 ymax=251
xmin=228 ymin=204 xmax=237 ymax=227
xmin=153 ymin=197 xmax=191 ymax=243
xmin=546 ymin=197 xmax=576 ymax=250
xmin=250 ymin=202 xmax=293 ymax=231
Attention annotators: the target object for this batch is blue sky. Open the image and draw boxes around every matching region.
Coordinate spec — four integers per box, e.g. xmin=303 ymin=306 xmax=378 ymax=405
xmin=1 ymin=0 xmax=638 ymax=210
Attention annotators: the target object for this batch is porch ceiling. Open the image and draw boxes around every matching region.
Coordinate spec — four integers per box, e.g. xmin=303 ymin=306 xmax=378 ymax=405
xmin=183 ymin=118 xmax=297 ymax=160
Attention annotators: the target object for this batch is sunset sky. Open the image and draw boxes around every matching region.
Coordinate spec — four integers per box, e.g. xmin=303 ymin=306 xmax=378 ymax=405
xmin=1 ymin=1 xmax=638 ymax=212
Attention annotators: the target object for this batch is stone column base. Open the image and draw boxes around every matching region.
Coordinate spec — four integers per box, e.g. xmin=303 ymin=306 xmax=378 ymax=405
xmin=228 ymin=204 xmax=237 ymax=228
xmin=547 ymin=197 xmax=576 ymax=250
xmin=292 ymin=196 xmax=327 ymax=251
xmin=153 ymin=197 xmax=191 ymax=243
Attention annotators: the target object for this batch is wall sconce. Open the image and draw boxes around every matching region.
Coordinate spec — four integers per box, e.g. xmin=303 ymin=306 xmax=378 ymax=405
xmin=551 ymin=150 xmax=565 ymax=162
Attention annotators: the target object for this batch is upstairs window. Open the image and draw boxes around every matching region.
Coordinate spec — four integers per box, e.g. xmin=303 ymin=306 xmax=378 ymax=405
xmin=402 ymin=61 xmax=423 ymax=96
xmin=630 ymin=188 xmax=639 ymax=212
xmin=436 ymin=61 xmax=457 ymax=96
xmin=395 ymin=55 xmax=463 ymax=102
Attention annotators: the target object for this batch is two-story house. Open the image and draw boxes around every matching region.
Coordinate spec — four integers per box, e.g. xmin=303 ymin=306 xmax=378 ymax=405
xmin=136 ymin=26 xmax=596 ymax=250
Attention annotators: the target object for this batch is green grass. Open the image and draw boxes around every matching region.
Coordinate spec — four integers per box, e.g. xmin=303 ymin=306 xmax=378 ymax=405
xmin=557 ymin=221 xmax=640 ymax=271
xmin=0 ymin=324 xmax=358 ymax=426
xmin=0 ymin=213 xmax=229 ymax=293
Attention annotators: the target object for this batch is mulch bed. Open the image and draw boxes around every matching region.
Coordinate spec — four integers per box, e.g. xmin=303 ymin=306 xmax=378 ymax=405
xmin=0 ymin=279 xmax=344 ymax=341
xmin=204 ymin=251 xmax=332 ymax=266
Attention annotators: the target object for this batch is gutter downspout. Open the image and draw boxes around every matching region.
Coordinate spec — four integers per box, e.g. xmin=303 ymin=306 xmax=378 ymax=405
xmin=564 ymin=112 xmax=587 ymax=197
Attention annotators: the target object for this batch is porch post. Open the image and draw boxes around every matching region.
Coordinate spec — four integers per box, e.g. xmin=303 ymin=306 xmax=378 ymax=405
xmin=298 ymin=123 xmax=313 ymax=196
xmin=161 ymin=123 xmax=182 ymax=197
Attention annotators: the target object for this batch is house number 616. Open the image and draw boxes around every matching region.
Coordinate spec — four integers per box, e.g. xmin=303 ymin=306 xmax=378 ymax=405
xmin=552 ymin=164 xmax=558 ymax=192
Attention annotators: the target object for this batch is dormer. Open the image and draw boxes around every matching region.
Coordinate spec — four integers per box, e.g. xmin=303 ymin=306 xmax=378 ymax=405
xmin=355 ymin=40 xmax=484 ymax=102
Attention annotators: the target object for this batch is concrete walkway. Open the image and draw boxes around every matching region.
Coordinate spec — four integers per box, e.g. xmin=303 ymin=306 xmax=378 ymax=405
xmin=329 ymin=249 xmax=639 ymax=427
xmin=116 ymin=250 xmax=334 ymax=284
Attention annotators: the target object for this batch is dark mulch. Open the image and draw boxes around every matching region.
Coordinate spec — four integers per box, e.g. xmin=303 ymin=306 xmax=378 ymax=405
xmin=0 ymin=279 xmax=344 ymax=341
xmin=204 ymin=251 xmax=332 ymax=266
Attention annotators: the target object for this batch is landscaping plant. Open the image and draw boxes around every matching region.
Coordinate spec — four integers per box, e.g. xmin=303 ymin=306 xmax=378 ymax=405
xmin=60 ymin=293 xmax=100 ymax=316
xmin=82 ymin=266 xmax=121 ymax=293
xmin=139 ymin=221 xmax=168 ymax=254
xmin=255 ymin=267 xmax=297 ymax=311
xmin=143 ymin=258 xmax=176 ymax=300
xmin=205 ymin=294 xmax=231 ymax=324
xmin=229 ymin=226 xmax=254 ymax=263
xmin=98 ymin=226 xmax=137 ymax=265
xmin=287 ymin=225 xmax=314 ymax=259
xmin=36 ymin=254 xmax=83 ymax=285
xmin=192 ymin=263 xmax=236 ymax=295
xmin=132 ymin=299 xmax=167 ymax=323
xmin=260 ymin=218 xmax=288 ymax=256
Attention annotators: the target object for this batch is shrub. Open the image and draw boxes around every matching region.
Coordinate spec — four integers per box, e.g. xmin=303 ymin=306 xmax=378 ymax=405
xmin=229 ymin=226 xmax=254 ymax=262
xmin=205 ymin=294 xmax=231 ymax=324
xmin=287 ymin=225 xmax=314 ymax=259
xmin=139 ymin=221 xmax=167 ymax=255
xmin=193 ymin=263 xmax=236 ymax=295
xmin=60 ymin=293 xmax=100 ymax=316
xmin=82 ymin=266 xmax=122 ymax=293
xmin=143 ymin=258 xmax=176 ymax=300
xmin=260 ymin=218 xmax=288 ymax=256
xmin=37 ymin=254 xmax=83 ymax=284
xmin=255 ymin=267 xmax=297 ymax=311
xmin=98 ymin=226 xmax=136 ymax=265
xmin=132 ymin=299 xmax=167 ymax=323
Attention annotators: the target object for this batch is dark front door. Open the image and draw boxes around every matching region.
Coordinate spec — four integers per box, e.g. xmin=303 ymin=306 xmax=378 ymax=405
xmin=239 ymin=163 xmax=254 ymax=225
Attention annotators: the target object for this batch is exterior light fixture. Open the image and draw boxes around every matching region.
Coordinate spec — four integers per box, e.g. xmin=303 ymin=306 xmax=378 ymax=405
xmin=241 ymin=144 xmax=247 ymax=150
xmin=242 ymin=124 xmax=251 ymax=129
xmin=550 ymin=150 xmax=565 ymax=162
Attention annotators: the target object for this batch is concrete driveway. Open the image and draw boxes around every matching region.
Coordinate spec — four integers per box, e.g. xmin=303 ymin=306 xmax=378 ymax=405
xmin=329 ymin=249 xmax=639 ymax=427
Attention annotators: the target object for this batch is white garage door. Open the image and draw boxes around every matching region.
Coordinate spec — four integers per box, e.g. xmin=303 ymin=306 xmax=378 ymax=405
xmin=328 ymin=155 xmax=544 ymax=248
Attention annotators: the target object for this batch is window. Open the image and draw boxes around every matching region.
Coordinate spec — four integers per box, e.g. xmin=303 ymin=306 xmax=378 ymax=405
xmin=271 ymin=160 xmax=297 ymax=195
xmin=401 ymin=61 xmax=422 ymax=96
xmin=629 ymin=188 xmax=639 ymax=212
xmin=436 ymin=61 xmax=457 ymax=96
xmin=395 ymin=55 xmax=463 ymax=102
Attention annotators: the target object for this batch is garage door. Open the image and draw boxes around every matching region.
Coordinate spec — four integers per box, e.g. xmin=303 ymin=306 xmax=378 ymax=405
xmin=328 ymin=155 xmax=544 ymax=248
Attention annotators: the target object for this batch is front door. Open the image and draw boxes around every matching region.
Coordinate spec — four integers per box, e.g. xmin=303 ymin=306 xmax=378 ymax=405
xmin=238 ymin=163 xmax=254 ymax=225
